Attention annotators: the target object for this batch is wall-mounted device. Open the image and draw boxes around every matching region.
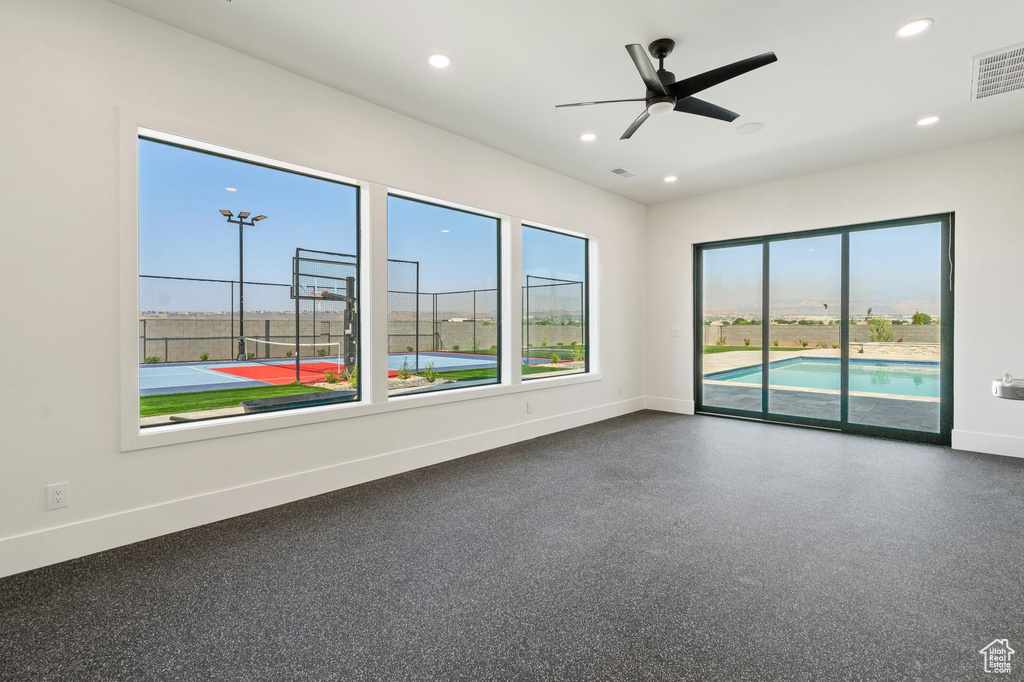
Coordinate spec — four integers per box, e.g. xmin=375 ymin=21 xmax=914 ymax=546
xmin=992 ymin=372 xmax=1024 ymax=400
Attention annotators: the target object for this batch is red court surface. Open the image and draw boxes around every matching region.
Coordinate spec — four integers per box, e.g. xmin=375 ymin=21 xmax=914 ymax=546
xmin=213 ymin=362 xmax=397 ymax=385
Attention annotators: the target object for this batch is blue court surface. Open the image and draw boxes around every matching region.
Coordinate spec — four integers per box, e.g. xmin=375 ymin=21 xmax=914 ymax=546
xmin=140 ymin=362 xmax=267 ymax=396
xmin=389 ymin=351 xmax=497 ymax=373
xmin=140 ymin=351 xmax=550 ymax=396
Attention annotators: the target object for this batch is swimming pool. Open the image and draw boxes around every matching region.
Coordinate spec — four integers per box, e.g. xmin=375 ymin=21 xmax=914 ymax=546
xmin=706 ymin=357 xmax=940 ymax=398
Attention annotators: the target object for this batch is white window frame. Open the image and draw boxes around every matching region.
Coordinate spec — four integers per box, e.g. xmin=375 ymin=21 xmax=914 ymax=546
xmin=119 ymin=108 xmax=600 ymax=452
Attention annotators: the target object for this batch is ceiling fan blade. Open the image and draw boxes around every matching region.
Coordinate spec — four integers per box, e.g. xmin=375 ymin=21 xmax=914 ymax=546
xmin=673 ymin=96 xmax=740 ymax=122
xmin=625 ymin=44 xmax=667 ymax=95
xmin=669 ymin=52 xmax=778 ymax=99
xmin=620 ymin=110 xmax=650 ymax=140
xmin=555 ymin=98 xmax=646 ymax=108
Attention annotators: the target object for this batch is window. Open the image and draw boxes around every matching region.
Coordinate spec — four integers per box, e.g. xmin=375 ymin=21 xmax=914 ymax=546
xmin=521 ymin=225 xmax=588 ymax=378
xmin=137 ymin=136 xmax=360 ymax=428
xmin=387 ymin=195 xmax=501 ymax=396
xmin=694 ymin=214 xmax=953 ymax=445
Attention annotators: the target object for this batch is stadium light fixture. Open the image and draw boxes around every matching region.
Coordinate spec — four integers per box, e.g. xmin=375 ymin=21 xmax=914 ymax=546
xmin=220 ymin=210 xmax=269 ymax=359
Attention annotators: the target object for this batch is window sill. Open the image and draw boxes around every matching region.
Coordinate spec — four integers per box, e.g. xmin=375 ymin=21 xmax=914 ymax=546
xmin=124 ymin=371 xmax=602 ymax=452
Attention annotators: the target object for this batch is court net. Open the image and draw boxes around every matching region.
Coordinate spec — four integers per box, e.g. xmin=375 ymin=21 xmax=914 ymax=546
xmin=242 ymin=337 xmax=343 ymax=382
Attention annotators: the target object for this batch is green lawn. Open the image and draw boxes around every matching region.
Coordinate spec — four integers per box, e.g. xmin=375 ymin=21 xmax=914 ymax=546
xmin=432 ymin=364 xmax=572 ymax=382
xmin=140 ymin=383 xmax=330 ymax=418
xmin=439 ymin=346 xmax=584 ymax=357
xmin=703 ymin=345 xmax=810 ymax=354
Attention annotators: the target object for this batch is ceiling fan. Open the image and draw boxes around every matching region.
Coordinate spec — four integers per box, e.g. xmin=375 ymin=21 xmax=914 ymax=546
xmin=557 ymin=39 xmax=778 ymax=139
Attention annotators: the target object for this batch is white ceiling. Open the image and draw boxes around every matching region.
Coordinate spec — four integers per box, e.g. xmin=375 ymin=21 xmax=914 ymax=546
xmin=108 ymin=0 xmax=1024 ymax=205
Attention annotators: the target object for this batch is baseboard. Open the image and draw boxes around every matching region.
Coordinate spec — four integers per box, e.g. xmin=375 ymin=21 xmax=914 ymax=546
xmin=0 ymin=397 xmax=645 ymax=579
xmin=951 ymin=429 xmax=1024 ymax=459
xmin=644 ymin=396 xmax=695 ymax=415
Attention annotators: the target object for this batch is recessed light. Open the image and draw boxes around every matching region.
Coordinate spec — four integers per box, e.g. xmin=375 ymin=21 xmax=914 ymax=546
xmin=896 ymin=18 xmax=933 ymax=39
xmin=428 ymin=54 xmax=452 ymax=69
xmin=917 ymin=116 xmax=940 ymax=126
xmin=441 ymin=229 xmax=450 ymax=233
xmin=664 ymin=176 xmax=678 ymax=183
xmin=579 ymin=133 xmax=597 ymax=142
xmin=225 ymin=187 xmax=237 ymax=192
xmin=735 ymin=122 xmax=765 ymax=135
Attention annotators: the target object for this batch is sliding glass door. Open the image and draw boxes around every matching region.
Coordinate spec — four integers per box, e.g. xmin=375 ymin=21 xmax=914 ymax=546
xmin=694 ymin=214 xmax=953 ymax=445
xmin=699 ymin=244 xmax=764 ymax=413
xmin=847 ymin=223 xmax=945 ymax=435
xmin=768 ymin=234 xmax=842 ymax=422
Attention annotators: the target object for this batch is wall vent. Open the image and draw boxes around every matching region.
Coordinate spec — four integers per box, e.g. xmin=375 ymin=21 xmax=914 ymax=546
xmin=971 ymin=43 xmax=1024 ymax=100
xmin=610 ymin=168 xmax=635 ymax=178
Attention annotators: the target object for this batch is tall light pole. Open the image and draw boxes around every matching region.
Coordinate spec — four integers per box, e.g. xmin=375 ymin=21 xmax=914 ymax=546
xmin=220 ymin=210 xmax=268 ymax=360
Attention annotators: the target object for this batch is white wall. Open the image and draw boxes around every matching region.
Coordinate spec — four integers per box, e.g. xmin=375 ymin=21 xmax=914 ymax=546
xmin=0 ymin=0 xmax=646 ymax=577
xmin=645 ymin=133 xmax=1024 ymax=457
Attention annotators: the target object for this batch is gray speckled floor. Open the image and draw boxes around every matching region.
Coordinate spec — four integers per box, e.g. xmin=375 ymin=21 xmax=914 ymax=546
xmin=2 ymin=411 xmax=1022 ymax=681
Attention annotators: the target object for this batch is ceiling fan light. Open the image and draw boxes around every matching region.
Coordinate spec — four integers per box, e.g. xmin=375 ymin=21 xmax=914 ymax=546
xmin=647 ymin=101 xmax=675 ymax=117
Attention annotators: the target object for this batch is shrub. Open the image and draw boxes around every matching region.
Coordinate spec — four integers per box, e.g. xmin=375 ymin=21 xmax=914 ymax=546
xmin=799 ymin=339 xmax=809 ymax=347
xmin=323 ymin=370 xmax=340 ymax=384
xmin=490 ymin=345 xmax=497 ymax=350
xmin=733 ymin=318 xmax=748 ymax=326
xmin=285 ymin=349 xmax=294 ymax=358
xmin=743 ymin=338 xmax=751 ymax=346
xmin=868 ymin=318 xmax=894 ymax=342
xmin=199 ymin=352 xmax=209 ymax=361
xmin=571 ymin=344 xmax=585 ymax=363
xmin=452 ymin=345 xmax=460 ymax=351
xmin=423 ymin=362 xmax=438 ymax=383
xmin=771 ymin=340 xmax=779 ymax=347
xmin=343 ymin=363 xmax=358 ymax=389
xmin=541 ymin=337 xmax=549 ymax=346
xmin=911 ymin=309 xmax=933 ymax=325
xmin=897 ymin=337 xmax=904 ymax=343
xmin=397 ymin=358 xmax=412 ymax=380
xmin=715 ymin=337 xmax=727 ymax=346
xmin=556 ymin=342 xmax=564 ymax=346
xmin=550 ymin=353 xmax=560 ymax=363
xmin=317 ymin=348 xmax=329 ymax=357
xmin=246 ymin=352 xmax=256 ymax=360
xmin=144 ymin=356 xmax=161 ymax=364
xmin=406 ymin=346 xmax=414 ymax=353
xmin=832 ymin=343 xmax=839 ymax=349
xmin=569 ymin=340 xmax=577 ymax=346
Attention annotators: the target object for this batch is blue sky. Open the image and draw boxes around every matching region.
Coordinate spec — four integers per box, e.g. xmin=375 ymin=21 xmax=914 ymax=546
xmin=387 ymin=195 xmax=498 ymax=292
xmin=703 ymin=223 xmax=942 ymax=316
xmin=139 ymin=139 xmax=358 ymax=286
xmin=522 ymin=226 xmax=587 ymax=284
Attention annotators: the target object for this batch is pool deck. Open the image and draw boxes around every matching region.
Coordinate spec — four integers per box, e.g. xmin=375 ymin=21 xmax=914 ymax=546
xmin=701 ymin=347 xmax=941 ymax=431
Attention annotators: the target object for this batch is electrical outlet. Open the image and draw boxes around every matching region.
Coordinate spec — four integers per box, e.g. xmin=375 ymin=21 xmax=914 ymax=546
xmin=46 ymin=482 xmax=69 ymax=510
xmin=671 ymin=327 xmax=682 ymax=338
xmin=526 ymin=401 xmax=533 ymax=414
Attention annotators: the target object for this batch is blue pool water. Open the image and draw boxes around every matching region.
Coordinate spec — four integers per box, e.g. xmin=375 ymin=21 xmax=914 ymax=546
xmin=708 ymin=358 xmax=939 ymax=398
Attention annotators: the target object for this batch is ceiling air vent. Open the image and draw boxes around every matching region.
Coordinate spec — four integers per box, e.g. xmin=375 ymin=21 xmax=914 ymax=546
xmin=971 ymin=43 xmax=1024 ymax=100
xmin=610 ymin=168 xmax=636 ymax=178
